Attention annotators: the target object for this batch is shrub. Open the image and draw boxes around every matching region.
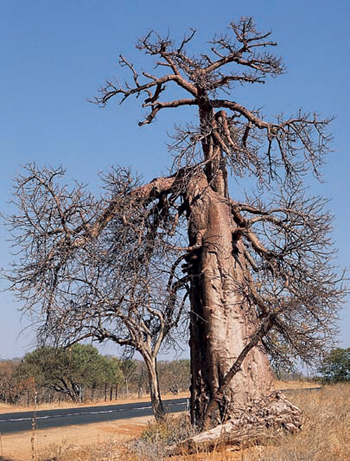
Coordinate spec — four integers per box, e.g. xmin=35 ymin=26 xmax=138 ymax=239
xmin=128 ymin=413 xmax=198 ymax=460
xmin=317 ymin=348 xmax=350 ymax=383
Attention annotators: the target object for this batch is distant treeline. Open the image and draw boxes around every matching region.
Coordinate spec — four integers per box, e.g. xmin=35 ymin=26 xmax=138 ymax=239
xmin=0 ymin=344 xmax=190 ymax=407
xmin=3 ymin=345 xmax=345 ymax=408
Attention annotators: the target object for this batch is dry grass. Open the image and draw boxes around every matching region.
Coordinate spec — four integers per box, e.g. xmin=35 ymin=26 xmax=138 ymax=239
xmin=247 ymin=384 xmax=350 ymax=461
xmin=128 ymin=413 xmax=199 ymax=460
xmin=4 ymin=384 xmax=348 ymax=460
xmin=124 ymin=384 xmax=349 ymax=461
xmin=36 ymin=438 xmax=122 ymax=461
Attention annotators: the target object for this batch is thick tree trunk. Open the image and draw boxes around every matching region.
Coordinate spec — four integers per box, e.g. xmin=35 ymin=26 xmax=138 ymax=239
xmin=186 ymin=172 xmax=273 ymax=427
xmin=143 ymin=355 xmax=165 ymax=420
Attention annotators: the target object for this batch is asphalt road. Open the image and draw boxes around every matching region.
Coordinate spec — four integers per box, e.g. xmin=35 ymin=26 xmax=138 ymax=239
xmin=0 ymin=388 xmax=321 ymax=435
xmin=0 ymin=397 xmax=189 ymax=435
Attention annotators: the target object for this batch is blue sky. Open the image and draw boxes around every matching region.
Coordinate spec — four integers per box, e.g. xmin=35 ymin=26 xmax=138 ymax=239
xmin=1 ymin=0 xmax=349 ymax=360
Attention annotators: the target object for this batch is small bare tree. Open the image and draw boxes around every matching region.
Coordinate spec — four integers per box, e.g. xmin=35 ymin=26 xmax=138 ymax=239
xmin=6 ymin=18 xmax=344 ymax=442
xmin=6 ymin=165 xmax=189 ymax=418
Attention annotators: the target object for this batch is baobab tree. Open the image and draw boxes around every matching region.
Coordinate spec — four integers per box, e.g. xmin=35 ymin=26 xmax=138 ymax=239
xmin=6 ymin=18 xmax=343 ymax=441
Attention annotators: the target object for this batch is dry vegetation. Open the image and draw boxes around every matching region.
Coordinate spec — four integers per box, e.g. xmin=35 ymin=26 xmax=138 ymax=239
xmin=3 ymin=383 xmax=346 ymax=461
xmin=123 ymin=384 xmax=349 ymax=460
xmin=35 ymin=439 xmax=123 ymax=461
xmin=247 ymin=384 xmax=349 ymax=461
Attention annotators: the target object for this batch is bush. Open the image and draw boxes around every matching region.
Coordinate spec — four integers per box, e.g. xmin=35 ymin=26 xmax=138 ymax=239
xmin=318 ymin=348 xmax=350 ymax=383
xmin=127 ymin=413 xmax=198 ymax=460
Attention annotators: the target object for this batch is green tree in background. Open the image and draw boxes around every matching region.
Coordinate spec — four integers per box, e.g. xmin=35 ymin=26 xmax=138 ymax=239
xmin=100 ymin=356 xmax=124 ymax=401
xmin=16 ymin=344 xmax=123 ymax=402
xmin=318 ymin=348 xmax=350 ymax=383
